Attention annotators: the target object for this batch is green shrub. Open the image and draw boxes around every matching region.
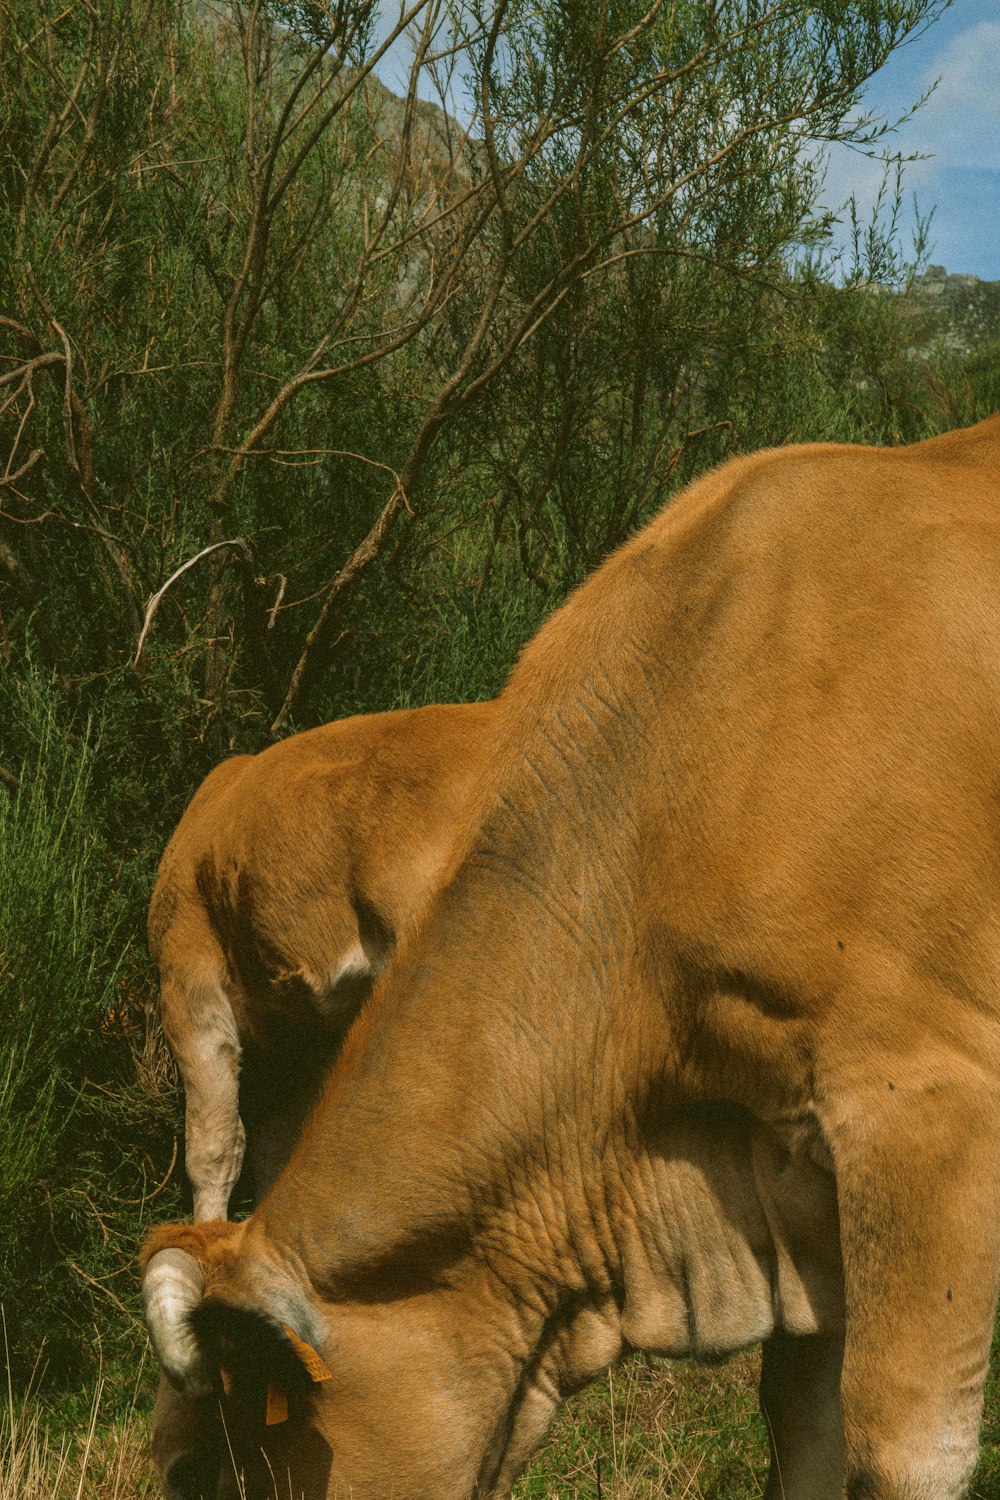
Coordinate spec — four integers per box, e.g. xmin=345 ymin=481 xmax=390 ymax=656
xmin=0 ymin=672 xmax=179 ymax=1404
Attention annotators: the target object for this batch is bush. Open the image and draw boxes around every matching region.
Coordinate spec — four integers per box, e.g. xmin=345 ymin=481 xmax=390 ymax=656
xmin=0 ymin=671 xmax=179 ymax=1402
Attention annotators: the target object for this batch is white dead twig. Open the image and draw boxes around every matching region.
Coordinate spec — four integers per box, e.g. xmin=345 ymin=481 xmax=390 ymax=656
xmin=132 ymin=538 xmax=251 ymax=667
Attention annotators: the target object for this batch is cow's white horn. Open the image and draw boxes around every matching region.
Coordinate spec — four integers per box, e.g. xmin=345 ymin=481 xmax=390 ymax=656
xmin=143 ymin=1247 xmax=214 ymax=1399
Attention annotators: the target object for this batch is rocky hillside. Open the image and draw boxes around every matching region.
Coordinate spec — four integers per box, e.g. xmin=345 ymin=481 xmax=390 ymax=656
xmin=902 ymin=265 xmax=1000 ymax=356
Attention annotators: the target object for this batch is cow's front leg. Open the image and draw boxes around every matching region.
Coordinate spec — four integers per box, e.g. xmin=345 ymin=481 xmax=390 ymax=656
xmin=760 ymin=1330 xmax=843 ymax=1499
xmin=828 ymin=1070 xmax=1000 ymax=1499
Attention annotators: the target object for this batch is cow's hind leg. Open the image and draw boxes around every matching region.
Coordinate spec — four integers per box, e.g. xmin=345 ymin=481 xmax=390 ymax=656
xmin=760 ymin=1331 xmax=843 ymax=1499
xmin=161 ymin=966 xmax=245 ymax=1223
xmin=828 ymin=1068 xmax=1000 ymax=1499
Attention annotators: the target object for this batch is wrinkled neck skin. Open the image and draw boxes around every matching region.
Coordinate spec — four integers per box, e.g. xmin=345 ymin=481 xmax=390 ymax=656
xmin=218 ymin=585 xmax=842 ymax=1496
xmin=235 ymin=922 xmax=841 ymax=1499
xmin=243 ymin=869 xmax=650 ymax=1494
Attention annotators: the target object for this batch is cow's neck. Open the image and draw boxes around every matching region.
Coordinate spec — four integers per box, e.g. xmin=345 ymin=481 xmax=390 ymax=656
xmin=258 ymin=631 xmax=668 ymax=1285
xmin=237 ymin=760 xmax=650 ymax=1487
xmin=251 ymin=537 xmax=761 ymax=1485
xmin=264 ymin=847 xmax=649 ymax=1271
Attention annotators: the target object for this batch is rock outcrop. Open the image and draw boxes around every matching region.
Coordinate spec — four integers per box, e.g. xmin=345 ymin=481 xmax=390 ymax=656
xmin=903 ymin=265 xmax=1000 ymax=355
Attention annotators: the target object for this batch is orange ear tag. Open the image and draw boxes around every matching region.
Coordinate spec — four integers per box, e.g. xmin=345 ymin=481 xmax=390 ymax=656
xmin=265 ymin=1326 xmax=331 ymax=1426
xmin=266 ymin=1382 xmax=289 ymax=1426
xmin=281 ymin=1323 xmax=333 ymax=1383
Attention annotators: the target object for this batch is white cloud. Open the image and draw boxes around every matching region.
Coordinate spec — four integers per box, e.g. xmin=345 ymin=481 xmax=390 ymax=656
xmin=908 ymin=20 xmax=1000 ymax=175
xmin=815 ymin=140 xmax=903 ymax=216
xmin=821 ymin=19 xmax=1000 ymax=198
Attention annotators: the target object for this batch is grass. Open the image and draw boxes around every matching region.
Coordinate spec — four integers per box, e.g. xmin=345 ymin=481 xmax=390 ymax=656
xmin=513 ymin=1352 xmax=767 ymax=1499
xmin=0 ymin=1398 xmax=156 ymax=1500
xmin=1 ymin=1342 xmax=156 ymax=1500
xmin=5 ymin=1354 xmax=765 ymax=1500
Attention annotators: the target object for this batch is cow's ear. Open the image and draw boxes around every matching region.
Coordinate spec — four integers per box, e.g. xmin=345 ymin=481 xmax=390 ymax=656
xmin=142 ymin=1219 xmax=330 ymax=1412
xmin=141 ymin=1219 xmax=245 ymax=1397
xmin=190 ymin=1301 xmax=332 ymax=1424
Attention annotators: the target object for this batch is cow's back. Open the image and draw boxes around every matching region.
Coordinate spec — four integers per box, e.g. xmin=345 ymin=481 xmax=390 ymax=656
xmin=155 ymin=701 xmax=498 ymax=1043
xmin=149 ymin=752 xmax=254 ymax=971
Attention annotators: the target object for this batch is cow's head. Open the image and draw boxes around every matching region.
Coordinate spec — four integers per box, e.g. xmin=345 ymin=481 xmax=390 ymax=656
xmin=142 ymin=1216 xmax=565 ymax=1500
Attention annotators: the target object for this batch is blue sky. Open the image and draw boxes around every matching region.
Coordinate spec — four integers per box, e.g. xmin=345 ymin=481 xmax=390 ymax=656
xmin=820 ymin=0 xmax=1000 ymax=278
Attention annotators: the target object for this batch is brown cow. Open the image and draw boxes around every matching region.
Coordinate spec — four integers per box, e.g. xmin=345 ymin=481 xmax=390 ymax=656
xmin=148 ymin=699 xmax=497 ymax=1497
xmin=145 ymin=417 xmax=1000 ymax=1499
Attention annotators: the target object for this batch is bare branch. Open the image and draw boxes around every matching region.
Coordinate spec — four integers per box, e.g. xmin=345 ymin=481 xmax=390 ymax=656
xmin=270 ymin=473 xmax=410 ymax=732
xmin=266 ymin=573 xmax=287 ymax=629
xmin=133 ymin=538 xmax=252 ymax=668
xmin=0 ymin=449 xmax=44 ymax=490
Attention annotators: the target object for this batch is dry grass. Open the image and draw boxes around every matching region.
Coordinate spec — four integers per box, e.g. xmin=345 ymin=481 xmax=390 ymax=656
xmin=1 ymin=1316 xmax=157 ymax=1500
xmin=2 ymin=1354 xmax=765 ymax=1500
xmin=0 ymin=1388 xmax=156 ymax=1500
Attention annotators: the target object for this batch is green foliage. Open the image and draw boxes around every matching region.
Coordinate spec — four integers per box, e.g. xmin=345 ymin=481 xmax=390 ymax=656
xmin=0 ymin=0 xmax=956 ymax=740
xmin=963 ymin=342 xmax=1000 ymax=417
xmin=0 ymin=689 xmax=111 ymax=1211
xmin=0 ymin=670 xmax=180 ymax=1401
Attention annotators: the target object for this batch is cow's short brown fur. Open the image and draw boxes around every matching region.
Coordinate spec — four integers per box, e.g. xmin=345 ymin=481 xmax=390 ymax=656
xmin=145 ymin=418 xmax=1000 ymax=1499
xmin=150 ymin=698 xmax=497 ymax=1221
